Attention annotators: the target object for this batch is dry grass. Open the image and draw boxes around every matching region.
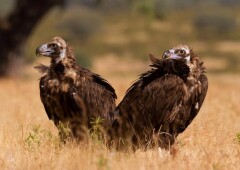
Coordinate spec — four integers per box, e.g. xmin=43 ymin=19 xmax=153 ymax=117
xmin=0 ymin=59 xmax=240 ymax=170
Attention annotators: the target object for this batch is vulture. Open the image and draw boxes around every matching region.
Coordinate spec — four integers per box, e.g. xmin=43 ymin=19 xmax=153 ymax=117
xmin=35 ymin=36 xmax=117 ymax=141
xmin=112 ymin=45 xmax=208 ymax=150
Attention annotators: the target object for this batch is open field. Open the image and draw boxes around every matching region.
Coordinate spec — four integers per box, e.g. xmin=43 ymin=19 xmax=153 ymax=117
xmin=0 ymin=59 xmax=240 ymax=170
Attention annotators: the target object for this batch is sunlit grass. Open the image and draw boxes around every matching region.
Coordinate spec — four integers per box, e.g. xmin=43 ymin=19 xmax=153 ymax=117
xmin=0 ymin=60 xmax=240 ymax=169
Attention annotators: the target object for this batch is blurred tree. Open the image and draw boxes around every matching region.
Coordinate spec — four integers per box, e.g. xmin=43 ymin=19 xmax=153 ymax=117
xmin=0 ymin=0 xmax=65 ymax=76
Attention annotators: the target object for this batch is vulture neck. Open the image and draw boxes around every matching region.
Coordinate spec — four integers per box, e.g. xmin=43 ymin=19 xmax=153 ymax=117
xmin=50 ymin=46 xmax=75 ymax=65
xmin=50 ymin=46 xmax=77 ymax=78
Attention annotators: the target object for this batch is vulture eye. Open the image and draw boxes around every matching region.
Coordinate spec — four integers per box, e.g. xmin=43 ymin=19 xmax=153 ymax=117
xmin=50 ymin=43 xmax=58 ymax=48
xmin=178 ymin=49 xmax=186 ymax=55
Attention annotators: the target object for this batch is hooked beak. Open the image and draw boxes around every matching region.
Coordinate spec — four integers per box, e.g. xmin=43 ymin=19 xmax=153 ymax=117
xmin=162 ymin=50 xmax=181 ymax=60
xmin=35 ymin=44 xmax=54 ymax=57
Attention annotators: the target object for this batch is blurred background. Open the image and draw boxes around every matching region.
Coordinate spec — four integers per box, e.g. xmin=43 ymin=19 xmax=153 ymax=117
xmin=0 ymin=0 xmax=240 ymax=77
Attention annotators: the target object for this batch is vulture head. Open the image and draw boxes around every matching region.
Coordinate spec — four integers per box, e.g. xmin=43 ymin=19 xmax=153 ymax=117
xmin=162 ymin=45 xmax=193 ymax=63
xmin=36 ymin=36 xmax=68 ymax=62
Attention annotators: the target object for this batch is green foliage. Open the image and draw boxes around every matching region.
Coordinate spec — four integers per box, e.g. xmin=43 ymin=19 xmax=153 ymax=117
xmin=236 ymin=133 xmax=240 ymax=144
xmin=25 ymin=125 xmax=42 ymax=150
xmin=25 ymin=125 xmax=60 ymax=150
xmin=57 ymin=121 xmax=72 ymax=143
xmin=133 ymin=0 xmax=171 ymax=20
xmin=90 ymin=117 xmax=105 ymax=144
xmin=134 ymin=0 xmax=155 ymax=17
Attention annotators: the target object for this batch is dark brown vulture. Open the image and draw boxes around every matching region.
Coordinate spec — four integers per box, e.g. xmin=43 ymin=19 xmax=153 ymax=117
xmin=112 ymin=45 xmax=208 ymax=150
xmin=35 ymin=36 xmax=117 ymax=141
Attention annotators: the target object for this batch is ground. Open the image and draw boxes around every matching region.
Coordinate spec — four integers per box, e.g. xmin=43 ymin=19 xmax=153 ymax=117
xmin=0 ymin=58 xmax=240 ymax=170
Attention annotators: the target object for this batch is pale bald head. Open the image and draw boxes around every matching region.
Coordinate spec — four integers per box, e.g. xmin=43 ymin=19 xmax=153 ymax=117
xmin=36 ymin=36 xmax=67 ymax=61
xmin=162 ymin=45 xmax=191 ymax=63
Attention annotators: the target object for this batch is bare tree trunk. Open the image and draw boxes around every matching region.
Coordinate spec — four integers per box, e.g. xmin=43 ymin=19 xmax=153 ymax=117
xmin=0 ymin=0 xmax=65 ymax=76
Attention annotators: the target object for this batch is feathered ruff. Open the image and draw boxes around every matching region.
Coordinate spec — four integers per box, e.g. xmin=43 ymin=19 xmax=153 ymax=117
xmin=126 ymin=54 xmax=190 ymax=95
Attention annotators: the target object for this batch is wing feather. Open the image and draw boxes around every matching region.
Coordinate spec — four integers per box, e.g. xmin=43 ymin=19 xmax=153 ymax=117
xmin=39 ymin=77 xmax=53 ymax=120
xmin=92 ymin=73 xmax=117 ymax=99
xmin=186 ymin=74 xmax=208 ymax=126
xmin=119 ymin=75 xmax=187 ymax=128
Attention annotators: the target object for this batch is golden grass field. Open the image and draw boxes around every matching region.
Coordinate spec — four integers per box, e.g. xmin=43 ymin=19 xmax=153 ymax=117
xmin=0 ymin=58 xmax=240 ymax=170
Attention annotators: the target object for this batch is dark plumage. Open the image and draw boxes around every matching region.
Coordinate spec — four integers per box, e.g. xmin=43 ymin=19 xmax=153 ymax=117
xmin=35 ymin=37 xmax=117 ymax=141
xmin=112 ymin=45 xmax=208 ymax=150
